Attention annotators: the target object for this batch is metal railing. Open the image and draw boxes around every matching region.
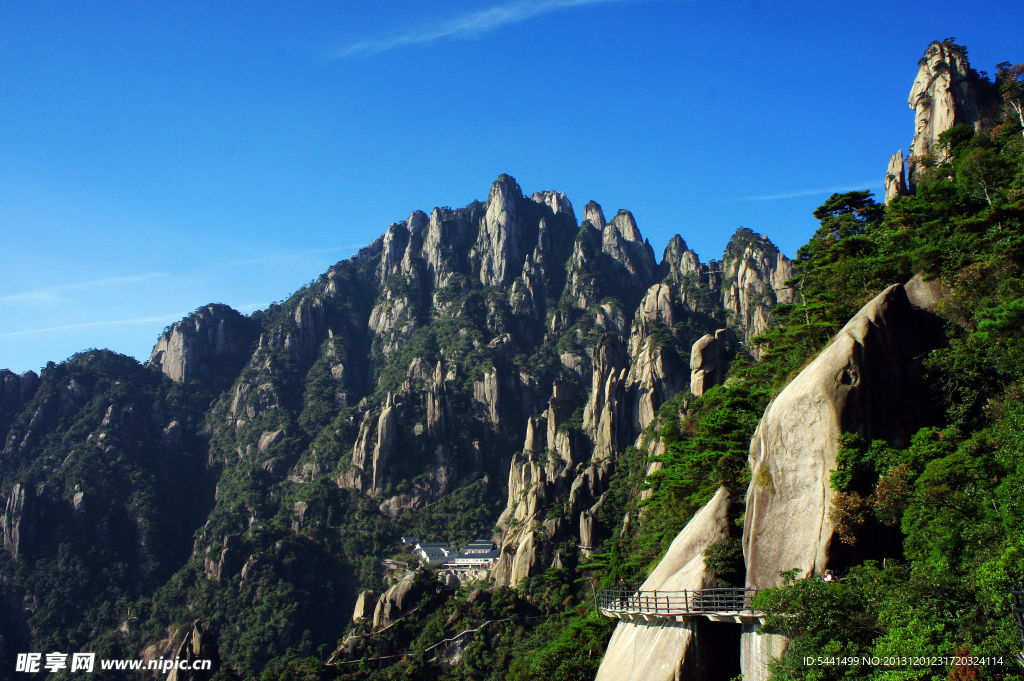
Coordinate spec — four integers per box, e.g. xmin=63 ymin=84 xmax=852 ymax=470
xmin=599 ymin=586 xmax=761 ymax=617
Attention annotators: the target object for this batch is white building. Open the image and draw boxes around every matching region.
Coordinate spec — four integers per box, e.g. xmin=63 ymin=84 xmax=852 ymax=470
xmin=414 ymin=541 xmax=456 ymax=565
xmin=441 ymin=540 xmax=498 ymax=571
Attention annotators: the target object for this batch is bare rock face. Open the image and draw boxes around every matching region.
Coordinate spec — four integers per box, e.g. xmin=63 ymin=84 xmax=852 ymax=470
xmin=257 ymin=429 xmax=285 ymax=453
xmin=627 ymin=289 xmax=687 ymax=434
xmin=885 ymin=149 xmax=910 ymax=203
xmin=603 ymin=209 xmax=658 ymax=289
xmin=149 ymin=304 xmax=257 ymax=383
xmin=743 ymin=284 xmax=941 ymax=591
xmin=509 ymin=531 xmax=540 ymax=587
xmin=0 ymin=370 xmax=39 ymax=409
xmin=721 ymin=231 xmax=794 ymax=351
xmin=583 ymin=201 xmax=606 ymax=230
xmin=690 ymin=330 xmax=727 ymax=397
xmin=907 ymin=41 xmax=979 ymax=184
xmin=373 ymin=571 xmax=426 ymax=629
xmin=662 ymin=235 xmax=703 ymax=282
xmin=531 ymin=190 xmax=576 ymax=221
xmin=474 ymin=175 xmax=533 ymax=288
xmin=377 ymin=222 xmax=411 ymax=285
xmin=372 ymin=395 xmax=398 ymax=492
xmin=473 ymin=369 xmax=501 ymax=425
xmin=638 ymin=283 xmax=675 ymax=329
xmin=2 ymin=483 xmax=32 ymax=559
xmin=352 ymin=590 xmax=374 ymax=622
xmin=594 ymin=488 xmax=730 ymax=681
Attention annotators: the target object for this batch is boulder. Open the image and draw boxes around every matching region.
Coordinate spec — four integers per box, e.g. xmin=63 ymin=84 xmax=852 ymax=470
xmin=743 ymin=284 xmax=941 ymax=592
xmin=352 ymin=590 xmax=374 ymax=622
xmin=690 ymin=330 xmax=727 ymax=397
xmin=594 ymin=488 xmax=730 ymax=681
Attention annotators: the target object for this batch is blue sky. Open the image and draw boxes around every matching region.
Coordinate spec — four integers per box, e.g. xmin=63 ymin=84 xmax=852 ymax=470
xmin=1 ymin=0 xmax=1022 ymax=374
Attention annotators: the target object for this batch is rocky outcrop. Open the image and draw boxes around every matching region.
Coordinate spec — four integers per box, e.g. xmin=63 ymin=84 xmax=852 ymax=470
xmin=474 ymin=175 xmax=534 ymax=288
xmin=603 ymin=210 xmax=658 ymax=287
xmin=907 ymin=41 xmax=979 ymax=184
xmin=372 ymin=396 xmax=398 ymax=492
xmin=884 ymin=149 xmax=910 ymax=203
xmin=594 ymin=488 xmax=731 ymax=681
xmin=743 ymin=283 xmax=941 ymax=591
xmin=352 ymin=590 xmax=374 ymax=622
xmin=379 ymin=444 xmax=452 ymax=516
xmin=149 ymin=304 xmax=257 ymax=383
xmin=166 ymin=620 xmax=221 ymax=681
xmin=1 ymin=370 xmax=39 ymax=410
xmin=531 ymin=190 xmax=575 ymax=221
xmin=690 ymin=330 xmax=727 ymax=397
xmin=721 ymin=231 xmax=794 ymax=350
xmin=473 ymin=369 xmax=501 ymax=425
xmin=1 ymin=483 xmax=32 ymax=559
xmin=583 ymin=340 xmax=630 ymax=461
xmin=373 ymin=570 xmax=427 ymax=629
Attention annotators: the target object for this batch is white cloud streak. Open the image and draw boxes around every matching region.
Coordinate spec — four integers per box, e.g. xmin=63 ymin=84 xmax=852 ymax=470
xmin=330 ymin=0 xmax=648 ymax=59
xmin=733 ymin=181 xmax=883 ymax=202
xmin=0 ymin=314 xmax=185 ymax=338
xmin=0 ymin=273 xmax=166 ymax=304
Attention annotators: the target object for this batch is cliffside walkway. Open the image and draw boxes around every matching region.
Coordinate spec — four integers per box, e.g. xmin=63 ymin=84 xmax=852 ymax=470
xmin=599 ymin=587 xmax=762 ymax=623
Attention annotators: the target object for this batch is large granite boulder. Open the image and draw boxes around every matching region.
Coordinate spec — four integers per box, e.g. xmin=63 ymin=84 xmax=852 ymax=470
xmin=595 ymin=487 xmax=730 ymax=681
xmin=740 ymin=282 xmax=943 ymax=681
xmin=743 ymin=283 xmax=940 ymax=590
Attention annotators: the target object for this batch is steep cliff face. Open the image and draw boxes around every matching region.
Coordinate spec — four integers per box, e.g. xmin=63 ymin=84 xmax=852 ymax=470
xmin=908 ymin=42 xmax=980 ymax=174
xmin=149 ymin=304 xmax=259 ymax=384
xmin=884 ymin=40 xmax=983 ymax=194
xmin=720 ymin=230 xmax=794 ymax=350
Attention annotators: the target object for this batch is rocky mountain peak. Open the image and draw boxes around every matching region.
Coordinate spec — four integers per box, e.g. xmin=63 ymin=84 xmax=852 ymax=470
xmin=583 ymin=201 xmax=606 ymax=230
xmin=149 ymin=304 xmax=258 ymax=384
xmin=474 ymin=175 xmax=529 ymax=287
xmin=662 ymin=234 xmax=702 ymax=280
xmin=720 ymin=229 xmax=794 ymax=350
xmin=531 ymin=190 xmax=576 ymax=222
xmin=909 ymin=41 xmax=979 ymax=160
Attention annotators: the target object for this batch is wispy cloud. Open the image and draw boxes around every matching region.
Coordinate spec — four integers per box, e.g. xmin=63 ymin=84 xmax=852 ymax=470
xmin=0 ymin=273 xmax=166 ymax=304
xmin=330 ymin=0 xmax=651 ymax=59
xmin=0 ymin=314 xmax=185 ymax=338
xmin=733 ymin=181 xmax=883 ymax=202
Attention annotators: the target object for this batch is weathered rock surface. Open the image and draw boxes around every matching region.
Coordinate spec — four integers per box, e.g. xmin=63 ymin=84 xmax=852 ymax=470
xmin=594 ymin=488 xmax=730 ymax=681
xmin=149 ymin=304 xmax=257 ymax=383
xmin=907 ymin=41 xmax=979 ymax=183
xmin=885 ymin=149 xmax=910 ymax=203
xmin=0 ymin=370 xmax=39 ymax=409
xmin=352 ymin=590 xmax=374 ymax=622
xmin=721 ymin=231 xmax=794 ymax=351
xmin=743 ymin=284 xmax=941 ymax=591
xmin=474 ymin=175 xmax=533 ymax=288
xmin=690 ymin=329 xmax=727 ymax=397
xmin=1 ymin=483 xmax=32 ymax=559
xmin=373 ymin=571 xmax=427 ymax=629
